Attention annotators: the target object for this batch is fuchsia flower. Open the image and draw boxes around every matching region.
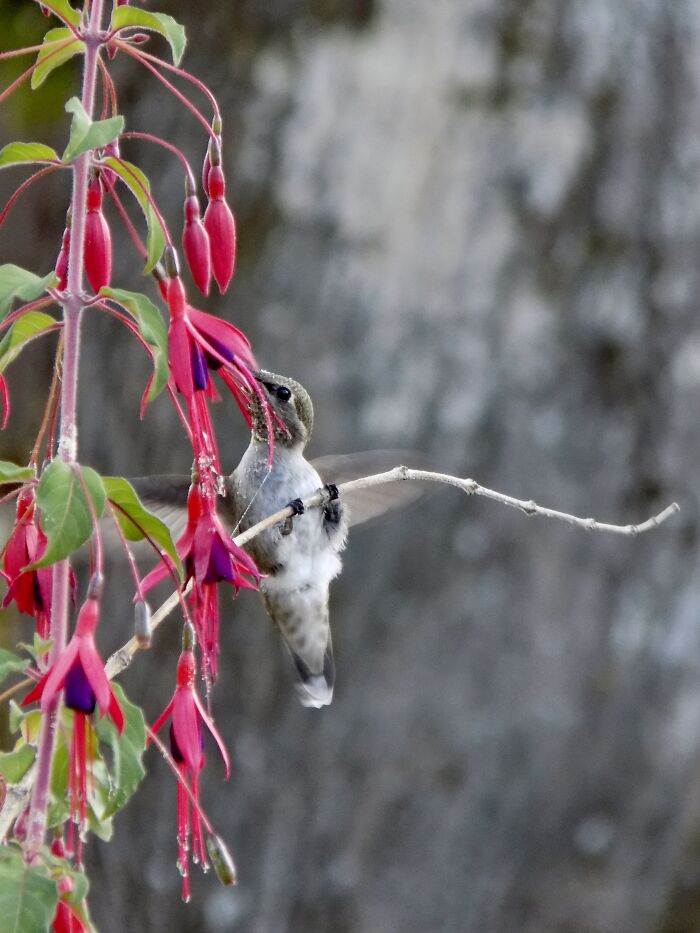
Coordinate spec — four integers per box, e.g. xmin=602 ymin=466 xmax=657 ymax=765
xmin=165 ymin=269 xmax=256 ymax=401
xmin=23 ymin=580 xmax=125 ymax=850
xmin=2 ymin=488 xmax=53 ymax=637
xmin=203 ymin=163 xmax=236 ymax=294
xmin=83 ymin=176 xmax=112 ymax=293
xmin=182 ymin=186 xmax=211 ymax=296
xmin=151 ymin=624 xmax=230 ymax=902
xmin=141 ymin=482 xmax=260 ymax=679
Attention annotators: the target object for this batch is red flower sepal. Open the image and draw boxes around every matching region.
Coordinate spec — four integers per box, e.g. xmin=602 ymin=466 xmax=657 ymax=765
xmin=203 ymin=165 xmax=236 ymax=294
xmin=141 ymin=483 xmax=260 ymax=679
xmin=151 ymin=628 xmax=229 ymax=901
xmin=2 ymin=488 xmax=53 ymax=637
xmin=23 ymin=591 xmax=124 ymax=734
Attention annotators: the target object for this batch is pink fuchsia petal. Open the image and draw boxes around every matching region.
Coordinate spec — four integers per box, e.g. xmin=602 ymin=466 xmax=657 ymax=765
xmin=193 ymin=689 xmax=230 ymax=778
xmin=151 ymin=697 xmax=175 ymax=737
xmin=168 ymin=317 xmax=194 ymax=399
xmin=77 ymin=637 xmax=112 ymax=714
xmin=172 ymin=687 xmax=204 ymax=773
xmin=22 ymin=669 xmax=50 ymax=706
xmin=108 ymin=686 xmax=126 ymax=735
xmin=187 ymin=308 xmax=256 ymax=367
xmin=39 ymin=639 xmax=80 ymax=711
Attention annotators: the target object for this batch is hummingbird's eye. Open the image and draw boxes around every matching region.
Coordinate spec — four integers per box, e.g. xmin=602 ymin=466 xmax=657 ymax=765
xmin=276 ymin=386 xmax=292 ymax=402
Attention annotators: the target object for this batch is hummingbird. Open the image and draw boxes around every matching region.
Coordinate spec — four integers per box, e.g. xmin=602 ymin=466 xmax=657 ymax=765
xmin=133 ymin=370 xmax=428 ymax=708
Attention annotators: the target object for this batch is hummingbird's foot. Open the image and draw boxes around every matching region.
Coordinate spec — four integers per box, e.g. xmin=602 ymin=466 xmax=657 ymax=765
xmin=281 ymin=498 xmax=305 ymax=536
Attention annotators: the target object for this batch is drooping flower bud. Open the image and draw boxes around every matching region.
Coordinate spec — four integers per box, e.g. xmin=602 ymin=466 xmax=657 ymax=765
xmin=203 ymin=165 xmax=236 ymax=294
xmin=134 ymin=599 xmax=152 ymax=648
xmin=207 ymin=835 xmax=237 ymax=887
xmin=55 ymin=226 xmax=71 ymax=291
xmin=182 ymin=181 xmax=211 ymax=296
xmin=84 ymin=177 xmax=112 ymax=292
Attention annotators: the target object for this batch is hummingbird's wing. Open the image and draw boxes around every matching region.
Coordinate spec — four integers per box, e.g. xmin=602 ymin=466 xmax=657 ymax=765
xmin=310 ymin=450 xmax=434 ymax=528
xmin=129 ymin=475 xmax=191 ymax=542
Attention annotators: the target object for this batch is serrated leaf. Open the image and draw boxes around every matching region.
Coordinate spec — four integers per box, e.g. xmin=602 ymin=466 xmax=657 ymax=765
xmin=110 ymin=7 xmax=186 ymax=65
xmin=62 ymin=97 xmax=124 ymax=162
xmin=0 ymin=847 xmax=58 ymax=933
xmin=31 ymin=27 xmax=84 ymax=90
xmin=0 ymin=745 xmax=36 ymax=783
xmin=32 ymin=0 xmax=81 ymax=27
xmin=0 ymin=461 xmax=34 ymax=484
xmin=99 ymin=288 xmax=168 ymax=402
xmin=0 ymin=142 xmax=59 ymax=169
xmin=33 ymin=461 xmax=106 ymax=568
xmin=0 ymin=312 xmax=57 ymax=375
xmin=93 ymin=683 xmax=147 ymax=818
xmin=102 ymin=476 xmax=182 ymax=579
xmin=0 ymin=649 xmax=28 ymax=686
xmin=101 ymin=157 xmax=165 ymax=272
xmin=0 ymin=265 xmax=56 ymax=321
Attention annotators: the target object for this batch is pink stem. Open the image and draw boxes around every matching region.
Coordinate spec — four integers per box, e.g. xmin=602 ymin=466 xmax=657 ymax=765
xmin=121 ymin=132 xmax=195 ymax=188
xmin=119 ymin=45 xmax=220 ymax=120
xmin=0 ymin=166 xmax=62 ymax=233
xmin=26 ymin=0 xmax=106 ymax=851
xmin=0 ymin=37 xmax=77 ymax=105
xmin=115 ymin=42 xmax=216 ymax=139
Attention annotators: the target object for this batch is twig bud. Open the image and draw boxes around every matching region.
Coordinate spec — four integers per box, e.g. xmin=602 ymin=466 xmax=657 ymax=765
xmin=134 ymin=600 xmax=152 ymax=648
xmin=206 ymin=835 xmax=237 ymax=887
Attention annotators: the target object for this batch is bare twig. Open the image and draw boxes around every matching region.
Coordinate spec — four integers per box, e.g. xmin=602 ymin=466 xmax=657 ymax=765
xmin=105 ymin=466 xmax=679 ymax=679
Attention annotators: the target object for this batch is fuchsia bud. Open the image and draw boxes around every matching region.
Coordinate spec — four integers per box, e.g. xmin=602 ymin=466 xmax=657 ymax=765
xmin=55 ymin=226 xmax=71 ymax=291
xmin=183 ymin=186 xmax=211 ymax=296
xmin=83 ymin=177 xmax=112 ymax=292
xmin=203 ymin=165 xmax=236 ymax=294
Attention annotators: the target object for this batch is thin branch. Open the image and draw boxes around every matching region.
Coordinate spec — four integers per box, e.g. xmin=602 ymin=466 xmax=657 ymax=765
xmin=104 ymin=467 xmax=680 ymax=679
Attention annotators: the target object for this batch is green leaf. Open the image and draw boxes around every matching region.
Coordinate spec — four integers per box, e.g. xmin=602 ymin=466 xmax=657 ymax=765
xmin=0 ymin=312 xmax=57 ymax=375
xmin=101 ymin=157 xmax=165 ymax=272
xmin=99 ymin=288 xmax=168 ymax=402
xmin=110 ymin=7 xmax=186 ymax=65
xmin=33 ymin=462 xmax=106 ymax=568
xmin=32 ymin=0 xmax=81 ymax=28
xmin=0 ymin=142 xmax=59 ymax=169
xmin=31 ymin=27 xmax=84 ymax=90
xmin=0 ymin=649 xmax=28 ymax=686
xmin=0 ymin=847 xmax=58 ymax=933
xmin=0 ymin=745 xmax=36 ymax=783
xmin=93 ymin=683 xmax=147 ymax=819
xmin=102 ymin=476 xmax=182 ymax=580
xmin=10 ymin=704 xmax=41 ymax=742
xmin=17 ymin=634 xmax=53 ymax=666
xmin=0 ymin=461 xmax=34 ymax=484
xmin=62 ymin=97 xmax=124 ymax=162
xmin=0 ymin=265 xmax=56 ymax=321
xmin=39 ymin=849 xmax=89 ymax=904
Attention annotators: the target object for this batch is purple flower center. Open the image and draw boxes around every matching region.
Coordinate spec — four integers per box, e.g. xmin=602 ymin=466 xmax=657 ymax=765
xmin=204 ymin=335 xmax=235 ymax=371
xmin=64 ymin=658 xmax=96 ymax=714
xmin=204 ymin=533 xmax=235 ymax=584
xmin=190 ymin=340 xmax=209 ymax=391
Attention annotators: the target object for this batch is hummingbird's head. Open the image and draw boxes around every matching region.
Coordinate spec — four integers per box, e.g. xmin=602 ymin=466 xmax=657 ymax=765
xmin=251 ymin=370 xmax=314 ymax=448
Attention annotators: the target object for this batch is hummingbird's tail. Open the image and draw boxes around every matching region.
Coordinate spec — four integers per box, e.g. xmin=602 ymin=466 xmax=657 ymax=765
xmin=262 ymin=587 xmax=335 ymax=708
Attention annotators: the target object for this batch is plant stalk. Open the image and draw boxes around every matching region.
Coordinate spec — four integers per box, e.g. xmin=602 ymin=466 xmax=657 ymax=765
xmin=26 ymin=0 xmax=106 ymax=850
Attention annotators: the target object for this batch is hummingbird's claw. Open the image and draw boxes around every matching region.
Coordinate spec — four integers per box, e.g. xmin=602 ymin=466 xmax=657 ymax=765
xmin=281 ymin=497 xmax=305 ymax=535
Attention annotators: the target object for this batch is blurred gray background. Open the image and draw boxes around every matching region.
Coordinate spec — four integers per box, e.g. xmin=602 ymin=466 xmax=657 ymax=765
xmin=2 ymin=1 xmax=700 ymax=930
